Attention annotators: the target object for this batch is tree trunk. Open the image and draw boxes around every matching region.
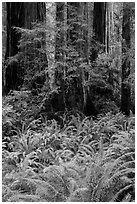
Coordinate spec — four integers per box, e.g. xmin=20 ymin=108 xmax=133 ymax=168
xmin=2 ymin=2 xmax=7 ymax=94
xmin=4 ymin=2 xmax=46 ymax=94
xmin=54 ymin=2 xmax=66 ymax=111
xmin=5 ymin=3 xmax=25 ymax=59
xmin=46 ymin=2 xmax=56 ymax=90
xmin=121 ymin=3 xmax=131 ymax=116
xmin=91 ymin=2 xmax=106 ymax=61
xmin=87 ymin=2 xmax=94 ymax=64
xmin=82 ymin=3 xmax=107 ymax=117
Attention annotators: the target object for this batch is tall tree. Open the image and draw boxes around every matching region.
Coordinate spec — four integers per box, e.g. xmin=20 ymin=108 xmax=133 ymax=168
xmin=91 ymin=2 xmax=106 ymax=61
xmin=46 ymin=2 xmax=56 ymax=90
xmin=2 ymin=2 xmax=7 ymax=93
xmin=83 ymin=2 xmax=107 ymax=117
xmin=4 ymin=2 xmax=46 ymax=94
xmin=120 ymin=3 xmax=131 ymax=116
xmin=52 ymin=2 xmax=66 ymax=111
xmin=87 ymin=2 xmax=94 ymax=64
xmin=105 ymin=2 xmax=114 ymax=54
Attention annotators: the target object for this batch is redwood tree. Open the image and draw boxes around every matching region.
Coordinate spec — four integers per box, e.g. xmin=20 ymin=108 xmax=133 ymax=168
xmin=121 ymin=3 xmax=131 ymax=116
xmin=4 ymin=2 xmax=46 ymax=94
xmin=91 ymin=2 xmax=106 ymax=61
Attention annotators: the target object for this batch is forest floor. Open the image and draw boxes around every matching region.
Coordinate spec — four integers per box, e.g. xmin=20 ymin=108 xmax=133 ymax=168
xmin=2 ymin=90 xmax=135 ymax=202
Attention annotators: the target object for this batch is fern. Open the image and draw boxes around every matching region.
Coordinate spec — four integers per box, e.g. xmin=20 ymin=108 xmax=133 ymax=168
xmin=8 ymin=193 xmax=42 ymax=202
xmin=67 ymin=187 xmax=90 ymax=202
xmin=2 ymin=109 xmax=135 ymax=202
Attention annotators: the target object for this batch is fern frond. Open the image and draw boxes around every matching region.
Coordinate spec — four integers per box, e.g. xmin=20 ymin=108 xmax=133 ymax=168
xmin=110 ymin=184 xmax=134 ymax=202
xmin=67 ymin=187 xmax=89 ymax=202
xmin=78 ymin=144 xmax=95 ymax=156
xmin=107 ymin=168 xmax=135 ymax=185
xmin=35 ymin=181 xmax=58 ymax=201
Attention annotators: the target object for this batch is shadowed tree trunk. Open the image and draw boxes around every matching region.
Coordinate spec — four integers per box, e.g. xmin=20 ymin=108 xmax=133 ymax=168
xmin=83 ymin=2 xmax=107 ymax=117
xmin=5 ymin=3 xmax=25 ymax=58
xmin=53 ymin=2 xmax=67 ymax=112
xmin=4 ymin=2 xmax=46 ymax=94
xmin=121 ymin=3 xmax=131 ymax=116
xmin=67 ymin=2 xmax=86 ymax=111
xmin=91 ymin=2 xmax=106 ymax=61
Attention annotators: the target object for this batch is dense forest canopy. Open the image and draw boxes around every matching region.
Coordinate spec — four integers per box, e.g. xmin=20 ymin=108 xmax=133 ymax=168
xmin=2 ymin=2 xmax=135 ymax=202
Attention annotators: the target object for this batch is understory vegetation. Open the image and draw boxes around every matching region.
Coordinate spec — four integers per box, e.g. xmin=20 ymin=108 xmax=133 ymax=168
xmin=2 ymin=91 xmax=135 ymax=202
xmin=2 ymin=2 xmax=135 ymax=202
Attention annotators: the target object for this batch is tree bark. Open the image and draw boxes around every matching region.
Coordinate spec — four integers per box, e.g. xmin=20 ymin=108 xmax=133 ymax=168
xmin=5 ymin=3 xmax=25 ymax=58
xmin=46 ymin=2 xmax=56 ymax=90
xmin=121 ymin=3 xmax=131 ymax=116
xmin=4 ymin=2 xmax=46 ymax=94
xmin=87 ymin=2 xmax=94 ymax=64
xmin=2 ymin=2 xmax=7 ymax=94
xmin=54 ymin=2 xmax=66 ymax=111
xmin=91 ymin=2 xmax=106 ymax=61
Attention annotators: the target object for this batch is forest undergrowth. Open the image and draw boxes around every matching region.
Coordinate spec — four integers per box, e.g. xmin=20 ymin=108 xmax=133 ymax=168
xmin=2 ymin=90 xmax=135 ymax=202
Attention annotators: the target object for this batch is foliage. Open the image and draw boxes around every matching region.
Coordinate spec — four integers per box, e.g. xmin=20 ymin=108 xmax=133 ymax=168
xmin=2 ymin=2 xmax=135 ymax=202
xmin=6 ymin=4 xmax=122 ymax=114
xmin=3 ymin=97 xmax=135 ymax=202
xmin=7 ymin=23 xmax=49 ymax=94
